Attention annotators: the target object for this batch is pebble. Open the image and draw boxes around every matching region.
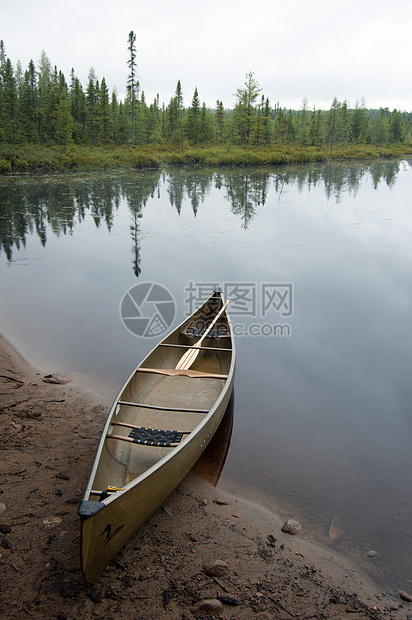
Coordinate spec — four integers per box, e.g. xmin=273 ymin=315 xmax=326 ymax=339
xmin=281 ymin=519 xmax=302 ymax=535
xmin=203 ymin=559 xmax=229 ymax=577
xmin=162 ymin=505 xmax=174 ymax=518
xmin=399 ymin=590 xmax=412 ymax=602
xmin=0 ymin=502 xmax=6 ymax=514
xmin=193 ymin=598 xmax=224 ymax=613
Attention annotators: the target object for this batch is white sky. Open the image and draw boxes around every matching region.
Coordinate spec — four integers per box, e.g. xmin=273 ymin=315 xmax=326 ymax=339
xmin=2 ymin=0 xmax=412 ymax=111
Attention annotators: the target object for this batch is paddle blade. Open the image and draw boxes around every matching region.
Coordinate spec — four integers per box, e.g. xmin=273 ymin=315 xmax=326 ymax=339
xmin=175 ymin=347 xmax=200 ymax=370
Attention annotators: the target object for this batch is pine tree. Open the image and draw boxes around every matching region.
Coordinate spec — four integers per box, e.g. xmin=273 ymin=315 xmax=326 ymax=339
xmin=37 ymin=50 xmax=52 ymax=142
xmin=69 ymin=70 xmax=86 ymax=144
xmin=215 ymin=100 xmax=225 ymax=142
xmin=18 ymin=60 xmax=38 ymax=142
xmin=327 ymin=97 xmax=341 ymax=155
xmin=251 ymin=96 xmax=265 ymax=146
xmin=165 ymin=81 xmax=184 ymax=146
xmin=175 ymin=80 xmax=183 ymax=112
xmin=148 ymin=94 xmax=164 ymax=144
xmin=234 ymin=71 xmax=262 ymax=144
xmin=55 ymin=93 xmax=74 ymax=145
xmin=2 ymin=58 xmax=17 ymax=142
xmin=372 ymin=108 xmax=390 ymax=146
xmin=263 ymin=97 xmax=271 ymax=145
xmin=127 ymin=31 xmax=139 ymax=145
xmin=86 ymin=68 xmax=98 ymax=145
xmin=97 ymin=77 xmax=113 ymax=143
xmin=389 ymin=110 xmax=405 ymax=142
xmin=199 ymin=102 xmax=214 ymax=143
xmin=309 ymin=108 xmax=324 ymax=147
xmin=351 ymin=99 xmax=370 ymax=142
xmin=297 ymin=97 xmax=310 ymax=146
xmin=186 ymin=87 xmax=201 ymax=144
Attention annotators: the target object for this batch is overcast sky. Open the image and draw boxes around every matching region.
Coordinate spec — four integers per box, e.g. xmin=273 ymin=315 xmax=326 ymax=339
xmin=2 ymin=0 xmax=412 ymax=111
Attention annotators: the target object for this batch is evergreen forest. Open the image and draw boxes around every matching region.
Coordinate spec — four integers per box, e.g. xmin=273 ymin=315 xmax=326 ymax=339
xmin=1 ymin=33 xmax=411 ymax=172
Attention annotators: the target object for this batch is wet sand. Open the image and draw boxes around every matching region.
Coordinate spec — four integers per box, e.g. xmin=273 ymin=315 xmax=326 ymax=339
xmin=0 ymin=332 xmax=410 ymax=619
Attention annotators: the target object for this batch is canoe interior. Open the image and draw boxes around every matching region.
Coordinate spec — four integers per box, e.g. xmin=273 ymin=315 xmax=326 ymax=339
xmin=87 ymin=296 xmax=232 ymax=500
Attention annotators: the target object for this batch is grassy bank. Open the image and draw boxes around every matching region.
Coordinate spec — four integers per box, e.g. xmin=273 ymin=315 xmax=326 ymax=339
xmin=1 ymin=143 xmax=412 ymax=174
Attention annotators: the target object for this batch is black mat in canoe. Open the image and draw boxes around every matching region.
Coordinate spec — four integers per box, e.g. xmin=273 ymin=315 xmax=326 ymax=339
xmin=128 ymin=426 xmax=185 ymax=447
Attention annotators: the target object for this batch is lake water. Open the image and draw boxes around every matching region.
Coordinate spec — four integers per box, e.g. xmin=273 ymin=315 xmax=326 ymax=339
xmin=0 ymin=160 xmax=411 ymax=591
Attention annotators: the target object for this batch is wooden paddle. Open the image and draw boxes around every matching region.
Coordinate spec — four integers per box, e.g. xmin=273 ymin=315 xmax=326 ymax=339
xmin=175 ymin=300 xmax=230 ymax=371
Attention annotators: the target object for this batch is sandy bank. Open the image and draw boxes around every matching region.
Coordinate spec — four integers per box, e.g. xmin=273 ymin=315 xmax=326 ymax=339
xmin=0 ymin=332 xmax=410 ymax=619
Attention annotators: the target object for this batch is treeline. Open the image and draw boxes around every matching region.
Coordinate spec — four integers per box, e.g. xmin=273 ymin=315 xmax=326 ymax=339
xmin=0 ymin=38 xmax=411 ymax=151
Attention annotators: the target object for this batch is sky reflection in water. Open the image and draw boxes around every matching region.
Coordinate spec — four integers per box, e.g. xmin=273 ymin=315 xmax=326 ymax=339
xmin=0 ymin=160 xmax=411 ymax=590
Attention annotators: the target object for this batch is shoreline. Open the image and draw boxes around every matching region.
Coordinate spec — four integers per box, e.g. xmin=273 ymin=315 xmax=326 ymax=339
xmin=0 ymin=331 xmax=410 ymax=618
xmin=1 ymin=144 xmax=412 ymax=175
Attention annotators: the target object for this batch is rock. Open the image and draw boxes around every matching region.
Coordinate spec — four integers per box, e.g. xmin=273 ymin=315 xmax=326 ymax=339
xmin=367 ymin=550 xmax=377 ymax=557
xmin=193 ymin=598 xmax=224 ymax=613
xmin=162 ymin=505 xmax=174 ymax=518
xmin=328 ymin=515 xmax=342 ymax=542
xmin=203 ymin=559 xmax=229 ymax=577
xmin=399 ymin=590 xmax=412 ymax=602
xmin=42 ymin=373 xmax=72 ymax=384
xmin=281 ymin=519 xmax=302 ymax=535
xmin=213 ymin=498 xmax=228 ymax=505
xmin=0 ymin=502 xmax=6 ymax=514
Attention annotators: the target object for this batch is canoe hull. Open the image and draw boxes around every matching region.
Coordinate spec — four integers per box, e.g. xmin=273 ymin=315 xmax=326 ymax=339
xmin=79 ymin=290 xmax=235 ymax=583
xmin=80 ymin=379 xmax=233 ymax=583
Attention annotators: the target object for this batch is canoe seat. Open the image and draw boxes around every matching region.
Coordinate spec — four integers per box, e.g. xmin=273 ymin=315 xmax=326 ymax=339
xmin=182 ymin=327 xmax=229 ymax=339
xmin=137 ymin=367 xmax=227 ymax=379
xmin=108 ymin=426 xmax=186 ymax=447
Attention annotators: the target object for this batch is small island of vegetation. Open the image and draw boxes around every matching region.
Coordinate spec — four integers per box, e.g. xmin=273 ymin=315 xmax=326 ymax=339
xmin=1 ymin=32 xmax=411 ymax=173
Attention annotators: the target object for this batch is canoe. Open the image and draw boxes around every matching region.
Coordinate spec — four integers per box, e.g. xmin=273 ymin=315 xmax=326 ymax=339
xmin=78 ymin=289 xmax=235 ymax=583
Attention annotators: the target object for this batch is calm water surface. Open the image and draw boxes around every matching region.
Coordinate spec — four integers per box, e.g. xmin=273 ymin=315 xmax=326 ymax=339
xmin=0 ymin=160 xmax=411 ymax=590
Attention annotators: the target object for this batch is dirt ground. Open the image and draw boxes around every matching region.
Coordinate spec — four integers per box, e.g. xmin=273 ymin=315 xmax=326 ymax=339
xmin=0 ymin=332 xmax=410 ymax=620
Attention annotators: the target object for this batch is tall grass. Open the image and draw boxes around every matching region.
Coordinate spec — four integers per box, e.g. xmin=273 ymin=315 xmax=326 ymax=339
xmin=1 ymin=143 xmax=411 ymax=174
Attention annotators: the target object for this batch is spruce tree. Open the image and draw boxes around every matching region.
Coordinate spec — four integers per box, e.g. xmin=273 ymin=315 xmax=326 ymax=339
xmin=127 ymin=31 xmax=139 ymax=145
xmin=186 ymin=87 xmax=200 ymax=144
xmin=2 ymin=58 xmax=17 ymax=142
xmin=234 ymin=71 xmax=262 ymax=144
xmin=97 ymin=77 xmax=113 ymax=143
xmin=86 ymin=68 xmax=98 ymax=145
xmin=215 ymin=100 xmax=225 ymax=142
